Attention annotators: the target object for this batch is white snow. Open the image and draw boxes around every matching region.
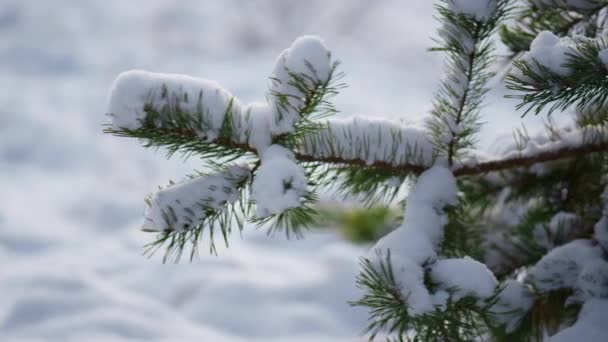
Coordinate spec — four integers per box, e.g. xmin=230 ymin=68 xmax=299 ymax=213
xmin=108 ymin=37 xmax=331 ymax=151
xmin=514 ymin=31 xmax=575 ymax=79
xmin=108 ymin=70 xmax=239 ymax=142
xmin=401 ymin=165 xmax=459 ymax=245
xmin=390 ymin=256 xmax=434 ymax=316
xmin=406 ymin=165 xmax=459 ymax=209
xmin=448 ymin=0 xmax=497 ymax=22
xmin=548 ymin=212 xmax=578 ymax=235
xmin=283 ymin=36 xmax=332 ymax=84
xmin=459 ymin=124 xmax=608 ymax=171
xmin=527 ymin=239 xmax=603 ymax=293
xmin=550 ymin=299 xmax=608 ymax=342
xmin=302 ymin=116 xmax=435 ymax=167
xmin=596 ymin=216 xmax=608 ymax=251
xmin=142 ymin=164 xmax=250 ymax=232
xmin=269 ymin=36 xmax=331 ymax=135
xmin=489 ymin=280 xmax=534 ymax=333
xmin=594 ymin=185 xmax=608 ymax=251
xmin=231 ymin=102 xmax=273 ymax=153
xmin=369 ymin=166 xmax=458 ymax=316
xmin=431 ymin=290 xmax=450 ymax=311
xmin=578 ymin=259 xmax=608 ymax=299
xmin=430 ymin=256 xmax=498 ymax=301
xmin=371 ymin=226 xmax=438 ymax=266
xmin=534 ymin=211 xmax=579 ymax=248
xmin=598 ymin=48 xmax=608 ymax=68
xmin=251 ymin=145 xmax=308 ymax=217
xmin=372 ymin=166 xmax=458 ymax=263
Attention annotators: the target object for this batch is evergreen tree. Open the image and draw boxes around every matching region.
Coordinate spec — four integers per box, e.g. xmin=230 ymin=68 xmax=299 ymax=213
xmin=105 ymin=1 xmax=608 ymax=340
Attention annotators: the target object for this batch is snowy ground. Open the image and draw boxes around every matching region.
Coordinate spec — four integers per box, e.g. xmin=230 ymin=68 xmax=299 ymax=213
xmin=0 ymin=1 xmax=544 ymax=341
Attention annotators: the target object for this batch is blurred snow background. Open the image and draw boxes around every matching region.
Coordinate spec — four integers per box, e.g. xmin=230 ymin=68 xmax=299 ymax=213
xmin=0 ymin=1 xmax=541 ymax=341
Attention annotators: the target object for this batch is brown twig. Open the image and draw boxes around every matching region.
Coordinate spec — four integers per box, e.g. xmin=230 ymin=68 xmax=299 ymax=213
xmin=453 ymin=141 xmax=608 ymax=176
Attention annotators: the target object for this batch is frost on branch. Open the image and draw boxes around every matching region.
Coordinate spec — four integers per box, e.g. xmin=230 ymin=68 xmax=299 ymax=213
xmin=251 ymin=145 xmax=307 ymax=217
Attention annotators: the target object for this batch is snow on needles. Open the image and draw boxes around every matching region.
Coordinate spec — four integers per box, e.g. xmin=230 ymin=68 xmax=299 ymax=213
xmin=430 ymin=256 xmax=497 ymax=301
xmin=301 ymin=116 xmax=434 ymax=167
xmin=372 ymin=166 xmax=458 ymax=263
xmin=369 ymin=166 xmax=503 ymax=316
xmin=269 ymin=36 xmax=331 ymax=135
xmin=489 ymin=280 xmax=534 ymax=333
xmin=526 ymin=189 xmax=608 ymax=340
xmin=550 ymin=299 xmax=608 ymax=342
xmin=458 ymin=123 xmax=608 ymax=172
xmin=370 ymin=166 xmax=459 ymax=316
xmin=251 ymin=145 xmax=308 ymax=217
xmin=142 ymin=165 xmax=250 ymax=232
xmin=514 ymin=31 xmax=575 ymax=80
xmin=108 ymin=70 xmax=238 ymax=141
xmin=108 ymin=36 xmax=333 ymax=152
xmin=527 ymin=239 xmax=603 ymax=293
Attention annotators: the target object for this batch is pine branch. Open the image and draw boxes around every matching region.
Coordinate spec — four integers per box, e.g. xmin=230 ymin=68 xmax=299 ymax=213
xmin=108 ymin=118 xmax=608 ymax=178
xmin=352 ymin=253 xmax=496 ymax=341
xmin=501 ymin=1 xmax=608 ymax=57
xmin=103 ymin=2 xmax=608 ymax=340
xmin=428 ymin=0 xmax=510 ymax=165
xmin=141 ymin=164 xmax=252 ymax=263
xmin=507 ymin=33 xmax=608 ymax=116
xmin=446 ymin=24 xmax=481 ymax=166
xmin=454 ymin=137 xmax=608 ymax=176
xmin=106 ymin=121 xmax=432 ymax=173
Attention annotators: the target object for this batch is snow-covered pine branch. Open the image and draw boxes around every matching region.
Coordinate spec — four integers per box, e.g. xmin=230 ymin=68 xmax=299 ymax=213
xmin=106 ymin=36 xmax=440 ymax=255
xmin=142 ymin=164 xmax=251 ymax=261
xmin=455 ymin=117 xmax=608 ymax=175
xmin=106 ymin=72 xmax=436 ymax=174
xmin=105 ymin=0 xmax=608 ymax=340
xmin=353 ymin=166 xmax=500 ymax=340
xmin=500 ymin=0 xmax=608 ymax=57
xmin=507 ymin=29 xmax=608 ymax=115
xmin=427 ymin=0 xmax=509 ymax=165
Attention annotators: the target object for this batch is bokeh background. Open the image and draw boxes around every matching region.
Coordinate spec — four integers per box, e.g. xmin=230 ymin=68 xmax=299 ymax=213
xmin=0 ymin=1 xmax=544 ymax=341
